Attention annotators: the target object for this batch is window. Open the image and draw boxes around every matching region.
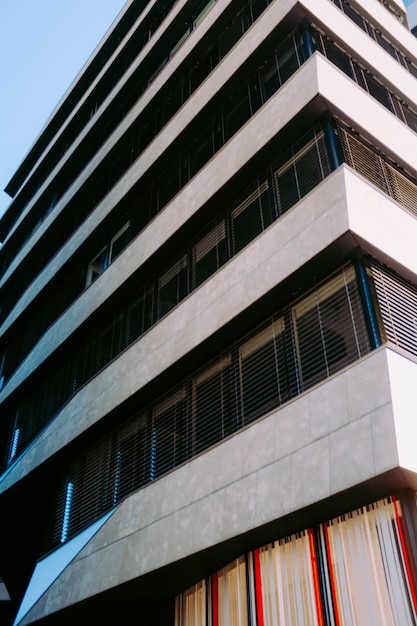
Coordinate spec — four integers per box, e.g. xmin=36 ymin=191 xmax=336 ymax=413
xmin=0 ymin=352 xmax=5 ymax=391
xmin=170 ymin=28 xmax=191 ymax=58
xmin=151 ymin=389 xmax=187 ymax=479
xmin=239 ymin=318 xmax=288 ymax=422
xmin=258 ymin=530 xmax=323 ymax=625
xmin=113 ymin=416 xmax=148 ymax=503
xmin=216 ymin=557 xmax=248 ymax=626
xmin=176 ymin=497 xmax=417 ymax=626
xmin=321 ymin=498 xmax=417 ymax=625
xmin=95 ymin=315 xmax=123 ymax=371
xmin=291 ymin=266 xmax=369 ymax=390
xmin=274 ymin=131 xmax=330 ymax=215
xmin=8 ymin=414 xmax=21 ymax=465
xmin=60 ymin=481 xmax=74 ymax=544
xmin=175 ymin=580 xmax=207 ymax=626
xmin=109 ymin=222 xmax=130 ymax=262
xmin=86 ymin=246 xmax=107 ymax=287
xmin=157 ymin=255 xmax=188 ymax=318
xmin=370 ymin=263 xmax=417 ymax=357
xmin=231 ymin=179 xmax=272 ymax=253
xmin=126 ymin=286 xmax=154 ymax=344
xmin=85 ymin=221 xmax=130 ymax=287
xmin=189 ymin=125 xmax=217 ymax=178
xmin=223 ymin=88 xmax=252 ymax=142
xmin=192 ymin=219 xmax=228 ymax=288
xmin=192 ymin=356 xmax=234 ymax=454
xmin=193 ymin=0 xmax=216 ymax=28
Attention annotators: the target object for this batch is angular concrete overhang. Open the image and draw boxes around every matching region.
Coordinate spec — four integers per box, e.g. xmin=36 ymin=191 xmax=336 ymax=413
xmin=14 ymin=346 xmax=417 ymax=625
xmin=2 ymin=161 xmax=417 ymax=492
xmin=3 ymin=49 xmax=417 ymax=397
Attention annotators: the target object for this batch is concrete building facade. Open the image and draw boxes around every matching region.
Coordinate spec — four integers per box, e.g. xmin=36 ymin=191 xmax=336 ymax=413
xmin=1 ymin=0 xmax=417 ymax=624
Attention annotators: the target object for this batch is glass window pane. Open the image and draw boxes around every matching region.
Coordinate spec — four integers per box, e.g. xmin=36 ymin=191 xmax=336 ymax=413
xmin=151 ymin=389 xmax=187 ymax=479
xmin=223 ymin=90 xmax=251 ymax=142
xmin=292 ymin=267 xmax=369 ymax=390
xmin=231 ymin=180 xmax=271 ymax=253
xmin=109 ymin=221 xmax=130 ymax=262
xmin=193 ymin=220 xmax=228 ymax=287
xmin=193 ymin=356 xmax=233 ymax=453
xmin=86 ymin=246 xmax=108 ymax=286
xmin=158 ymin=255 xmax=188 ymax=318
xmin=239 ymin=319 xmax=287 ymax=422
xmin=114 ymin=416 xmax=148 ymax=502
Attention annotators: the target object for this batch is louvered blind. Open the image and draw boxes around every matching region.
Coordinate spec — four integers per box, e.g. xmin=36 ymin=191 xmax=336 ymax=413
xmin=337 ymin=124 xmax=417 ymax=218
xmin=291 ymin=265 xmax=370 ymax=391
xmin=274 ymin=129 xmax=331 ymax=215
xmin=370 ymin=262 xmax=417 ymax=357
xmin=54 ymin=265 xmax=373 ymax=545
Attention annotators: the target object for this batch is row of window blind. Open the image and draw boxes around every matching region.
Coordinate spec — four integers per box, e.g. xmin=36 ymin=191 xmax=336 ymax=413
xmin=4 ymin=110 xmax=417 ymax=475
xmin=331 ymin=0 xmax=415 ymax=73
xmin=2 ymin=123 xmax=331 ymax=468
xmin=175 ymin=496 xmax=417 ymax=626
xmin=51 ymin=256 xmax=417 ymax=546
xmin=52 ymin=263 xmax=370 ymax=545
xmin=3 ymin=5 xmax=417 ymax=394
xmin=3 ymin=0 xmax=417 ymax=332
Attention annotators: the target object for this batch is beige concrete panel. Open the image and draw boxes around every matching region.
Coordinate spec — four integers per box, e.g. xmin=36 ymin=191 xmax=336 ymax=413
xmin=371 ymin=402 xmax=401 ymax=475
xmin=273 ymin=394 xmax=311 ymax=462
xmin=5 ymin=162 xmax=417 ymax=490
xmin=345 ymin=348 xmax=393 ymax=422
xmin=254 ymin=456 xmax=292 ymax=527
xmin=18 ymin=348 xmax=410 ymax=615
xmin=221 ymin=472 xmax=257 ymax=540
xmin=309 ymin=374 xmax=349 ymax=442
xmin=329 ymin=415 xmax=375 ymax=494
xmin=290 ymin=436 xmax=331 ymax=510
xmin=240 ymin=417 xmax=276 ymax=478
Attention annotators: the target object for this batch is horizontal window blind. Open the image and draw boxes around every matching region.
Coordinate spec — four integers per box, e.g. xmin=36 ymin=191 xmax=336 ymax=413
xmin=370 ymin=262 xmax=417 ymax=358
xmin=337 ymin=124 xmax=417 ymax=219
xmin=53 ymin=264 xmax=372 ymax=545
xmin=291 ymin=266 xmax=370 ymax=390
xmin=4 ymin=122 xmax=336 ymax=471
xmin=274 ymin=130 xmax=331 ymax=216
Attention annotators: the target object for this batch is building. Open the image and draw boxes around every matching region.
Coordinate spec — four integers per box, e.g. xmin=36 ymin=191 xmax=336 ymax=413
xmin=1 ymin=0 xmax=417 ymax=623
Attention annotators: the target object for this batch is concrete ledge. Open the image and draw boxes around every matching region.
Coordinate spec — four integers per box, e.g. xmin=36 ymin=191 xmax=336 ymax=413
xmin=17 ymin=347 xmax=417 ymax=622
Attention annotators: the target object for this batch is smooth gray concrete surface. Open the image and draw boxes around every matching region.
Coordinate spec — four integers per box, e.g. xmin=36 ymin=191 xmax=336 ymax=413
xmin=3 ymin=164 xmax=417 ymax=492
xmin=18 ymin=347 xmax=417 ymax=624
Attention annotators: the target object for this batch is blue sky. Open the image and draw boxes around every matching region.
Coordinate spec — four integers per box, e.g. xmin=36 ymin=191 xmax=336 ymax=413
xmin=0 ymin=0 xmax=126 ymax=218
xmin=0 ymin=0 xmax=416 ymax=220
